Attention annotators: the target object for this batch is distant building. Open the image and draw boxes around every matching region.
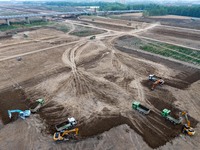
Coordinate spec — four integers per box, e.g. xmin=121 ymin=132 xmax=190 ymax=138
xmin=76 ymin=6 xmax=100 ymax=12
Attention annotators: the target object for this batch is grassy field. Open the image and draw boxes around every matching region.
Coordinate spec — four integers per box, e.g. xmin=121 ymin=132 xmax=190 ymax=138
xmin=140 ymin=41 xmax=200 ymax=65
xmin=0 ymin=20 xmax=54 ymax=31
xmin=54 ymin=23 xmax=70 ymax=33
xmin=115 ymin=36 xmax=200 ymax=65
xmin=70 ymin=25 xmax=106 ymax=37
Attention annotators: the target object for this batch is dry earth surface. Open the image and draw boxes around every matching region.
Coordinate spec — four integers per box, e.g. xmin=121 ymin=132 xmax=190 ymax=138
xmin=0 ymin=14 xmax=200 ymax=150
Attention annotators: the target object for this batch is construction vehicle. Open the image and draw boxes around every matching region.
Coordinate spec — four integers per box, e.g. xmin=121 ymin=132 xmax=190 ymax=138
xmin=132 ymin=101 xmax=150 ymax=115
xmin=8 ymin=109 xmax=31 ymax=120
xmin=55 ymin=117 xmax=77 ymax=132
xmin=16 ymin=57 xmax=22 ymax=61
xmin=53 ymin=128 xmax=79 ymax=141
xmin=148 ymin=74 xmax=164 ymax=90
xmin=90 ymin=36 xmax=96 ymax=40
xmin=161 ymin=109 xmax=182 ymax=125
xmin=181 ymin=111 xmax=195 ymax=136
xmin=30 ymin=99 xmax=45 ymax=113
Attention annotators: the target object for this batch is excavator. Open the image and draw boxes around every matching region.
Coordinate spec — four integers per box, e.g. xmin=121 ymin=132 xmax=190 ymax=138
xmin=149 ymin=74 xmax=164 ymax=90
xmin=181 ymin=111 xmax=195 ymax=136
xmin=53 ymin=128 xmax=79 ymax=141
xmin=8 ymin=109 xmax=31 ymax=120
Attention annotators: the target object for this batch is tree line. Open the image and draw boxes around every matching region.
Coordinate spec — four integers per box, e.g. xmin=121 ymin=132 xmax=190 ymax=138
xmin=34 ymin=2 xmax=200 ymax=18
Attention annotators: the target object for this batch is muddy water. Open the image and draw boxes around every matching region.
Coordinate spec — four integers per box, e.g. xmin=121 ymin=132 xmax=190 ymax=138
xmin=0 ymin=89 xmax=28 ymax=124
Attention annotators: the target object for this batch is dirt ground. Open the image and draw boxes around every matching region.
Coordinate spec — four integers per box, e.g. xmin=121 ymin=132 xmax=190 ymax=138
xmin=137 ymin=25 xmax=200 ymax=50
xmin=0 ymin=14 xmax=200 ymax=150
xmin=114 ymin=14 xmax=200 ymax=30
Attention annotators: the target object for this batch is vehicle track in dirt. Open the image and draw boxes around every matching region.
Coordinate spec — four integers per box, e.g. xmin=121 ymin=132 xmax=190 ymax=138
xmin=0 ymin=16 xmax=200 ymax=150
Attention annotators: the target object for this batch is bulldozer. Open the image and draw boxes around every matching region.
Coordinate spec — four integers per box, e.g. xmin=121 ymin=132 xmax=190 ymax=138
xmin=148 ymin=74 xmax=164 ymax=90
xmin=181 ymin=111 xmax=195 ymax=136
xmin=53 ymin=128 xmax=79 ymax=141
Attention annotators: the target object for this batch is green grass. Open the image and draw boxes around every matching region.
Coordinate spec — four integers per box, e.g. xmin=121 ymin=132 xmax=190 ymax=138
xmin=0 ymin=20 xmax=53 ymax=31
xmin=161 ymin=44 xmax=200 ymax=59
xmin=140 ymin=42 xmax=200 ymax=65
xmin=70 ymin=30 xmax=94 ymax=37
xmin=70 ymin=25 xmax=105 ymax=37
xmin=55 ymin=24 xmax=70 ymax=33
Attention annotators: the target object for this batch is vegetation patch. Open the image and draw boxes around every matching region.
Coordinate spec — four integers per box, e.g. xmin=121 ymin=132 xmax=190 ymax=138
xmin=70 ymin=25 xmax=106 ymax=37
xmin=54 ymin=24 xmax=70 ymax=33
xmin=140 ymin=44 xmax=200 ymax=65
xmin=116 ymin=36 xmax=200 ymax=65
xmin=0 ymin=20 xmax=53 ymax=32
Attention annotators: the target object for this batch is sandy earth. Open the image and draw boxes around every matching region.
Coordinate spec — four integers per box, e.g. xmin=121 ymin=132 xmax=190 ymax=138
xmin=150 ymin=15 xmax=192 ymax=19
xmin=137 ymin=25 xmax=200 ymax=50
xmin=0 ymin=15 xmax=200 ymax=150
xmin=113 ymin=13 xmax=200 ymax=30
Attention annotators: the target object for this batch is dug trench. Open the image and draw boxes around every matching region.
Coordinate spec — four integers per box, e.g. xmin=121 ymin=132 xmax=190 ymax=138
xmin=114 ymin=36 xmax=200 ymax=89
xmin=34 ymin=73 xmax=198 ymax=148
xmin=141 ymin=70 xmax=200 ymax=90
xmin=39 ymin=101 xmax=198 ymax=148
xmin=141 ymin=79 xmax=198 ymax=128
xmin=0 ymin=82 xmax=198 ymax=148
xmin=0 ymin=89 xmax=28 ymax=125
xmin=0 ymin=47 xmax=199 ymax=148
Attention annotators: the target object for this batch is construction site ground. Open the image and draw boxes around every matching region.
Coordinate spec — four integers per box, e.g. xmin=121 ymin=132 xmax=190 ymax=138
xmin=113 ymin=13 xmax=200 ymax=30
xmin=0 ymin=14 xmax=200 ymax=150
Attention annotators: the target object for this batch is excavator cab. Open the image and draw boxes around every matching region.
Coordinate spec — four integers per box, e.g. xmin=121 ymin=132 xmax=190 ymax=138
xmin=53 ymin=132 xmax=65 ymax=141
xmin=182 ymin=124 xmax=195 ymax=136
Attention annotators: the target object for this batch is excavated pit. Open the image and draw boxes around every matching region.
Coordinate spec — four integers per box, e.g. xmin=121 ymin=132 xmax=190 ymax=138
xmin=141 ymin=70 xmax=200 ymax=90
xmin=0 ymin=30 xmax=200 ymax=150
xmin=148 ymin=96 xmax=198 ymax=128
xmin=0 ymin=89 xmax=28 ymax=124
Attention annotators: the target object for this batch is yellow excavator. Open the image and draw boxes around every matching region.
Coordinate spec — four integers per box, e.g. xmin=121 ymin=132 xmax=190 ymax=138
xmin=181 ymin=112 xmax=195 ymax=136
xmin=53 ymin=128 xmax=79 ymax=141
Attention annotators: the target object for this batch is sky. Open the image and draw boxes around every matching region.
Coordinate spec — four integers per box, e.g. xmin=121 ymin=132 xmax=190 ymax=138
xmin=0 ymin=0 xmax=199 ymax=3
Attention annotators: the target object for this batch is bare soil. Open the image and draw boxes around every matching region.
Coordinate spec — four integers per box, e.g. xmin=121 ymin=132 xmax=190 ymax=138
xmin=0 ymin=15 xmax=200 ymax=150
xmin=0 ymin=89 xmax=27 ymax=124
xmin=115 ymin=14 xmax=200 ymax=29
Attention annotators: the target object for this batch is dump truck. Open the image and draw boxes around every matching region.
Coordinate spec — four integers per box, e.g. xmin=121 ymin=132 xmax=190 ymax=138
xmin=161 ymin=109 xmax=182 ymax=125
xmin=132 ymin=101 xmax=150 ymax=115
xmin=55 ymin=117 xmax=77 ymax=132
xmin=30 ymin=99 xmax=45 ymax=113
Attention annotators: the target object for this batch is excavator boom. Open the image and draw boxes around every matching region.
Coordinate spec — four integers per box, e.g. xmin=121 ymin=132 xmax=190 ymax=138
xmin=149 ymin=74 xmax=164 ymax=90
xmin=53 ymin=128 xmax=79 ymax=141
xmin=61 ymin=128 xmax=79 ymax=137
xmin=8 ymin=109 xmax=31 ymax=119
xmin=151 ymin=79 xmax=164 ymax=90
xmin=182 ymin=112 xmax=191 ymax=127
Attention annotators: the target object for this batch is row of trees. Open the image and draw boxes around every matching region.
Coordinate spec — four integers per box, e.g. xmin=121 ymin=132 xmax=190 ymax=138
xmin=41 ymin=2 xmax=200 ymax=18
xmin=142 ymin=5 xmax=200 ymax=17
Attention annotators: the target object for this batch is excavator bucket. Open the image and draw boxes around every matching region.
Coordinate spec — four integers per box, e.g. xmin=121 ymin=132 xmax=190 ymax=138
xmin=8 ymin=110 xmax=12 ymax=118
